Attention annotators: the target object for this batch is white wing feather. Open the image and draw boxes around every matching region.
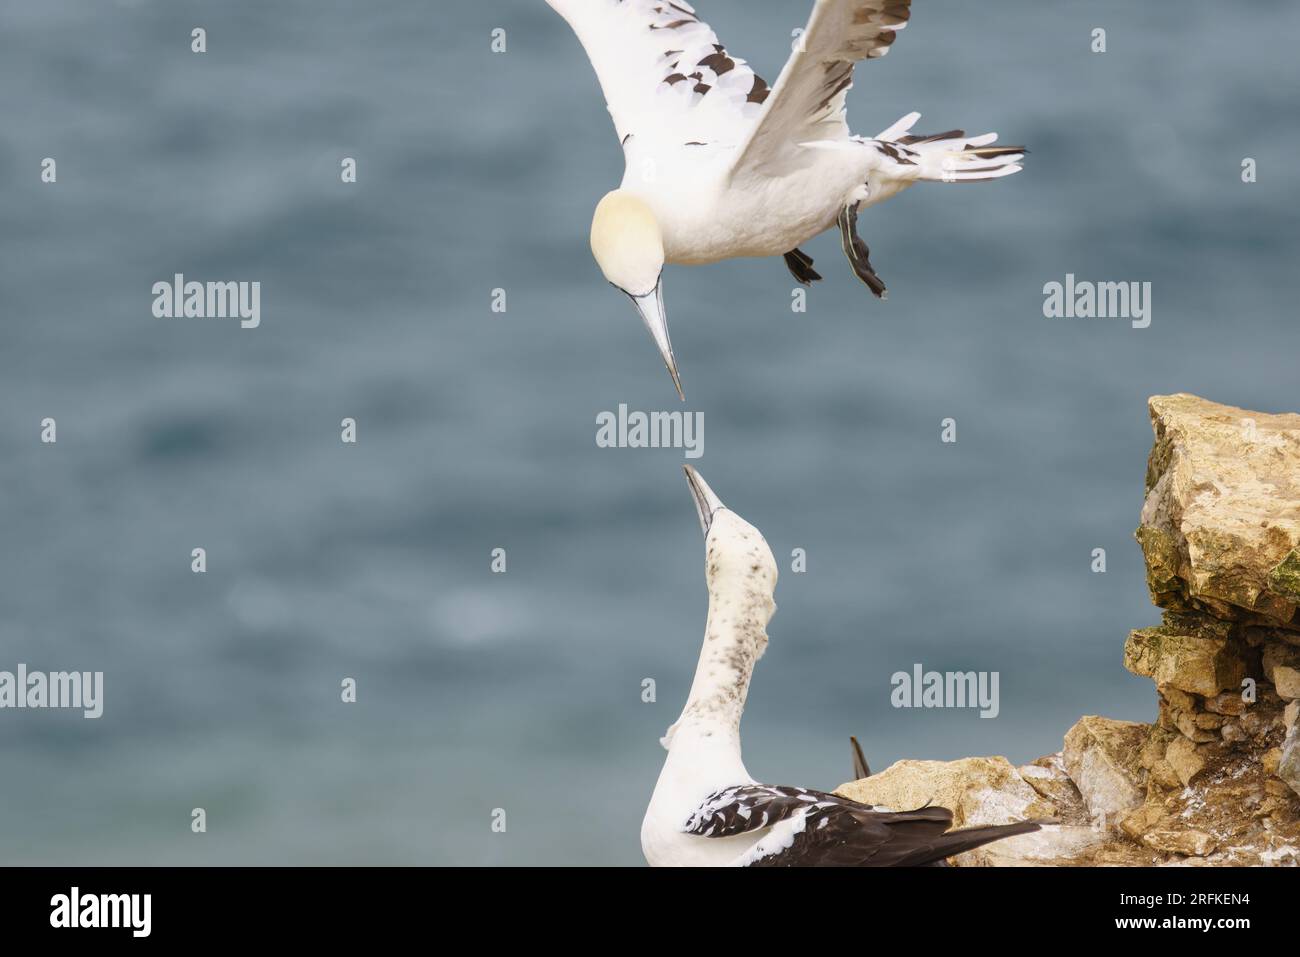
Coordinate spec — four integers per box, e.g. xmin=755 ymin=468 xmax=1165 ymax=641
xmin=545 ymin=0 xmax=770 ymax=149
xmin=729 ymin=0 xmax=912 ymax=181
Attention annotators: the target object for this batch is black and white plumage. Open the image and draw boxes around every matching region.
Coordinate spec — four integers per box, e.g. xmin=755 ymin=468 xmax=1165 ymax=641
xmin=640 ymin=467 xmax=1040 ymax=867
xmin=546 ymin=0 xmax=1026 ymax=398
xmin=686 ymin=784 xmax=1038 ymax=867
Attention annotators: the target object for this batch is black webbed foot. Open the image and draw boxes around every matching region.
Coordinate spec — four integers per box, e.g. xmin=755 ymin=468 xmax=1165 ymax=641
xmin=783 ymin=247 xmax=822 ymax=286
xmin=837 ymin=204 xmax=887 ymax=299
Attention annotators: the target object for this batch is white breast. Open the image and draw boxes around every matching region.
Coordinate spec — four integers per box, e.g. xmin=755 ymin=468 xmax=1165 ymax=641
xmin=640 ymin=723 xmax=760 ymax=866
xmin=622 ymin=143 xmax=871 ymax=264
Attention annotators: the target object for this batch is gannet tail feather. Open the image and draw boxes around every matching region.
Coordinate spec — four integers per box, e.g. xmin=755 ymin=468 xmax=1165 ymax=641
xmin=850 ymin=736 xmax=871 ymax=779
xmin=891 ymin=820 xmax=1042 ymax=866
xmin=874 ymin=110 xmax=921 ymax=142
xmin=871 ymin=124 xmax=1027 ymax=185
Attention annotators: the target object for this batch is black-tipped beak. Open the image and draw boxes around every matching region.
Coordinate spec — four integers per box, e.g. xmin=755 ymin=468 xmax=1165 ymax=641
xmin=628 ymin=279 xmax=684 ymax=401
xmin=683 ymin=465 xmax=725 ymax=537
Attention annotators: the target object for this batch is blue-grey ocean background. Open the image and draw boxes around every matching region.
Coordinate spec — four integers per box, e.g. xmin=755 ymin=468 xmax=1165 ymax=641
xmin=1 ymin=1 xmax=1297 ymax=864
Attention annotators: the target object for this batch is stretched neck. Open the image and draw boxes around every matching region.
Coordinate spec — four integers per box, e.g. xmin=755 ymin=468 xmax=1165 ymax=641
xmin=669 ymin=576 xmax=774 ymax=749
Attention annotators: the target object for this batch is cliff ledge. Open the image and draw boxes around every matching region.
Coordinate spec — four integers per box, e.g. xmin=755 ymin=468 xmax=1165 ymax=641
xmin=837 ymin=394 xmax=1300 ymax=866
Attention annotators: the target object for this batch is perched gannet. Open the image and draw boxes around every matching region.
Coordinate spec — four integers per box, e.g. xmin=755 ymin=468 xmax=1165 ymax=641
xmin=547 ymin=0 xmax=1026 ymax=398
xmin=641 ymin=466 xmax=1040 ymax=866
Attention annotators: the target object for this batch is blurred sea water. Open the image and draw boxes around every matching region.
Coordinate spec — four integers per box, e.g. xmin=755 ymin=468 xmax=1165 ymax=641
xmin=1 ymin=0 xmax=1297 ymax=864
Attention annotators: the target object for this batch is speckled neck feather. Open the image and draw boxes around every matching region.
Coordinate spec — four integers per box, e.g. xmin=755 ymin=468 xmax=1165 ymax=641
xmin=662 ymin=511 xmax=777 ymax=750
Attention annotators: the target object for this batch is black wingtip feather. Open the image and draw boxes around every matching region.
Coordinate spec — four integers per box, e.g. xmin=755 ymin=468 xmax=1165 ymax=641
xmin=898 ymin=820 xmax=1042 ymax=867
xmin=850 ymin=736 xmax=871 ymax=780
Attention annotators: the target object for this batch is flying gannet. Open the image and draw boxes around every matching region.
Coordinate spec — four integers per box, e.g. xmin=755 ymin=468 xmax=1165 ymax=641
xmin=546 ymin=0 xmax=1026 ymax=398
xmin=640 ymin=465 xmax=1041 ymax=866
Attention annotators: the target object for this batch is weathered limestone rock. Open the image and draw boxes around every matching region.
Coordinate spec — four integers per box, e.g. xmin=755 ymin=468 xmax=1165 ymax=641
xmin=1166 ymin=735 xmax=1209 ymax=786
xmin=1263 ymin=643 xmax=1300 ymax=700
xmin=1262 ymin=748 xmax=1283 ymax=777
xmin=1120 ymin=803 xmax=1166 ymax=841
xmin=1149 ymin=761 xmax=1182 ymax=791
xmin=1158 ymin=686 xmax=1197 ymax=712
xmin=1137 ymin=394 xmax=1300 ymax=630
xmin=1191 ymin=711 xmax=1225 ymax=731
xmin=1142 ymin=828 xmax=1217 ymax=857
xmin=1018 ymin=755 xmax=1086 ymax=820
xmin=955 ymin=825 xmax=1107 ymax=867
xmin=854 ymin=395 xmax=1300 ymax=865
xmin=835 ymin=756 xmax=1054 ymax=828
xmin=1135 ymin=726 xmax=1180 ymax=792
xmin=1220 ymin=719 xmax=1250 ymax=747
xmin=1138 ymin=726 xmax=1174 ymax=768
xmin=1124 ymin=614 xmax=1248 ymax=696
xmin=1205 ymin=691 xmax=1248 ymax=716
xmin=1158 ymin=695 xmax=1224 ymax=743
xmin=1217 ymin=684 xmax=1286 ymax=749
xmin=1280 ymin=721 xmax=1300 ymax=799
xmin=1246 ymin=625 xmax=1300 ymax=649
xmin=1271 ymin=550 xmax=1300 ymax=608
xmin=1062 ymin=716 xmax=1148 ymax=820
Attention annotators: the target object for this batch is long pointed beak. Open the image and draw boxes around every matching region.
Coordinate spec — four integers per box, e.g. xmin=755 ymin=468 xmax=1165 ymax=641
xmin=683 ymin=464 xmax=726 ymax=537
xmin=629 ymin=280 xmax=684 ymax=401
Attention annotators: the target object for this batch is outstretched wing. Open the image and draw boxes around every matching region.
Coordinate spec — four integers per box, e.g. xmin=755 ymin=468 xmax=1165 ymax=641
xmin=545 ymin=0 xmax=771 ymax=149
xmin=685 ymin=783 xmax=1038 ymax=867
xmin=729 ymin=0 xmax=912 ymax=180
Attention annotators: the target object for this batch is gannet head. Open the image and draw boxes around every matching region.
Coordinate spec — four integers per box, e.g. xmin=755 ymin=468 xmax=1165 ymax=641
xmin=683 ymin=465 xmax=778 ymax=609
xmin=590 ymin=190 xmax=682 ymax=400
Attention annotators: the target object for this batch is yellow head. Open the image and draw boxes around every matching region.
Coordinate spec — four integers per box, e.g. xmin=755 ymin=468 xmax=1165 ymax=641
xmin=590 ymin=191 xmax=664 ymax=296
xmin=590 ymin=191 xmax=681 ymax=399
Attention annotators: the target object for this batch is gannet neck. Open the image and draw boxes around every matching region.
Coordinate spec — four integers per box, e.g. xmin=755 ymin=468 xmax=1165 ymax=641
xmin=662 ymin=510 xmax=777 ymax=753
xmin=675 ymin=592 xmax=769 ymax=742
